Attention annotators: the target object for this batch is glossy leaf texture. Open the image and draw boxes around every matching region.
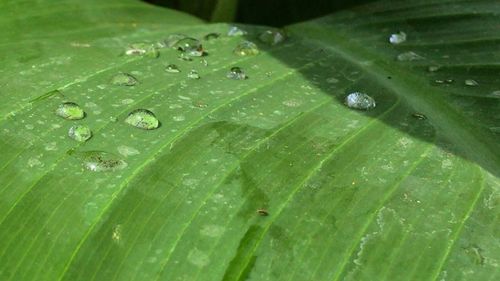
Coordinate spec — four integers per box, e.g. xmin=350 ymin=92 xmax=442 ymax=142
xmin=0 ymin=0 xmax=499 ymax=281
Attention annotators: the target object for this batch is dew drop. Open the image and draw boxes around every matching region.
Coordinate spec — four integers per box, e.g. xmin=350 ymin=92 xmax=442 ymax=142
xmin=411 ymin=113 xmax=427 ymax=120
xmin=465 ymin=79 xmax=478 ymax=86
xmin=178 ymin=53 xmax=193 ymax=61
xmin=226 ymin=67 xmax=247 ymax=80
xmin=69 ymin=150 xmax=127 ymax=172
xmin=165 ymin=64 xmax=181 ymax=73
xmin=389 ymin=31 xmax=407 ymax=44
xmin=68 ymin=125 xmax=92 ymax=142
xmin=345 ymin=92 xmax=376 ymax=110
xmin=203 ymin=32 xmax=220 ymax=40
xmin=434 ymin=79 xmax=454 ymax=84
xmin=124 ymin=109 xmax=160 ymax=130
xmin=228 ymin=26 xmax=247 ymax=36
xmin=233 ymin=41 xmax=259 ymax=56
xmin=162 ymin=34 xmax=188 ymax=48
xmin=187 ymin=70 xmax=200 ymax=80
xmin=125 ymin=43 xmax=159 ymax=58
xmin=427 ymin=65 xmax=441 ymax=72
xmin=111 ymin=73 xmax=138 ymax=86
xmin=55 ymin=102 xmax=85 ymax=120
xmin=397 ymin=51 xmax=424 ymax=61
xmin=258 ymin=29 xmax=286 ymax=45
xmin=173 ymin=37 xmax=204 ymax=56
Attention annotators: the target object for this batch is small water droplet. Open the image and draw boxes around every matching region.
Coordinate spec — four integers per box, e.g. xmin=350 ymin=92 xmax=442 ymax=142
xmin=228 ymin=26 xmax=247 ymax=36
xmin=397 ymin=51 xmax=424 ymax=61
xmin=233 ymin=41 xmax=259 ymax=56
xmin=124 ymin=109 xmax=160 ymax=130
xmin=187 ymin=70 xmax=200 ymax=80
xmin=203 ymin=32 xmax=220 ymax=40
xmin=465 ymin=79 xmax=478 ymax=86
xmin=68 ymin=125 xmax=92 ymax=142
xmin=434 ymin=79 xmax=454 ymax=84
xmin=258 ymin=29 xmax=286 ymax=45
xmin=389 ymin=31 xmax=407 ymax=44
xmin=69 ymin=150 xmax=127 ymax=172
xmin=117 ymin=145 xmax=140 ymax=157
xmin=200 ymin=59 xmax=208 ymax=66
xmin=326 ymin=77 xmax=339 ymax=84
xmin=173 ymin=37 xmax=204 ymax=56
xmin=411 ymin=113 xmax=427 ymax=120
xmin=178 ymin=53 xmax=193 ymax=61
xmin=490 ymin=90 xmax=500 ymax=97
xmin=226 ymin=67 xmax=247 ymax=80
xmin=125 ymin=43 xmax=159 ymax=58
xmin=55 ymin=102 xmax=85 ymax=120
xmin=345 ymin=92 xmax=376 ymax=110
xmin=427 ymin=65 xmax=441 ymax=72
xmin=165 ymin=64 xmax=181 ymax=73
xmin=111 ymin=73 xmax=138 ymax=86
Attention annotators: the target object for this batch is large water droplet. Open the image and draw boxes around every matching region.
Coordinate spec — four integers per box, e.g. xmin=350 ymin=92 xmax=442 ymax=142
xmin=173 ymin=38 xmax=204 ymax=56
xmin=125 ymin=43 xmax=159 ymax=58
xmin=187 ymin=70 xmax=200 ymax=79
xmin=124 ymin=109 xmax=159 ymax=130
xmin=163 ymin=34 xmax=188 ymax=48
xmin=55 ymin=102 xmax=85 ymax=120
xmin=69 ymin=150 xmax=127 ymax=172
xmin=389 ymin=31 xmax=407 ymax=44
xmin=203 ymin=33 xmax=220 ymax=40
xmin=345 ymin=92 xmax=376 ymax=110
xmin=228 ymin=26 xmax=247 ymax=36
xmin=465 ymin=79 xmax=478 ymax=86
xmin=233 ymin=41 xmax=259 ymax=56
xmin=227 ymin=67 xmax=247 ymax=80
xmin=258 ymin=29 xmax=286 ymax=45
xmin=397 ymin=51 xmax=424 ymax=61
xmin=68 ymin=125 xmax=92 ymax=142
xmin=165 ymin=64 xmax=181 ymax=73
xmin=111 ymin=73 xmax=138 ymax=86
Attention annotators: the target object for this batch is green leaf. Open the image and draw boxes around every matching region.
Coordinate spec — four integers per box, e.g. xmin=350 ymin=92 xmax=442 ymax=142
xmin=0 ymin=1 xmax=499 ymax=281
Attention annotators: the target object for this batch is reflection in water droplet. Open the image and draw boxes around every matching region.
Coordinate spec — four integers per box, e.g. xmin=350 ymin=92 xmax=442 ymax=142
xmin=233 ymin=41 xmax=259 ymax=56
xmin=397 ymin=51 xmax=424 ymax=61
xmin=173 ymin=37 xmax=204 ymax=56
xmin=465 ymin=79 xmax=478 ymax=86
xmin=427 ymin=66 xmax=441 ymax=72
xmin=259 ymin=29 xmax=286 ymax=45
xmin=55 ymin=102 xmax=85 ymax=120
xmin=165 ymin=64 xmax=181 ymax=73
xmin=228 ymin=26 xmax=247 ymax=36
xmin=125 ymin=43 xmax=159 ymax=58
xmin=345 ymin=92 xmax=376 ymax=110
xmin=187 ymin=70 xmax=200 ymax=80
xmin=226 ymin=67 xmax=247 ymax=80
xmin=68 ymin=150 xmax=127 ymax=172
xmin=111 ymin=73 xmax=138 ymax=86
xmin=203 ymin=33 xmax=220 ymax=40
xmin=125 ymin=109 xmax=160 ymax=130
xmin=389 ymin=31 xmax=407 ymax=44
xmin=68 ymin=125 xmax=92 ymax=142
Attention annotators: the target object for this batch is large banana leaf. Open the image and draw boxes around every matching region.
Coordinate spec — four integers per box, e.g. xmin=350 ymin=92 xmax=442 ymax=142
xmin=0 ymin=0 xmax=499 ymax=281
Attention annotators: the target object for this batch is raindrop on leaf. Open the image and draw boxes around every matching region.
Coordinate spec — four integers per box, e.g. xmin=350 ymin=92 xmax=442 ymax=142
xmin=226 ymin=67 xmax=247 ymax=80
xmin=228 ymin=26 xmax=247 ymax=36
xmin=397 ymin=51 xmax=424 ymax=61
xmin=165 ymin=64 xmax=181 ymax=73
xmin=465 ymin=79 xmax=479 ymax=86
xmin=55 ymin=102 xmax=85 ymax=120
xmin=345 ymin=92 xmax=376 ymax=110
xmin=69 ymin=150 xmax=127 ymax=172
xmin=187 ymin=70 xmax=200 ymax=80
xmin=233 ymin=41 xmax=259 ymax=56
xmin=111 ymin=73 xmax=138 ymax=86
xmin=124 ymin=109 xmax=160 ymax=130
xmin=68 ymin=125 xmax=92 ymax=142
xmin=389 ymin=31 xmax=407 ymax=44
xmin=258 ymin=29 xmax=286 ymax=45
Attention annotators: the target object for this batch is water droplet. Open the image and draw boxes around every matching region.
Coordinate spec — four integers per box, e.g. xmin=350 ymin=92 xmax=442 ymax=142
xmin=163 ymin=34 xmax=188 ymax=48
xmin=55 ymin=102 xmax=85 ymax=120
xmin=411 ymin=113 xmax=427 ymax=120
xmin=233 ymin=41 xmax=259 ymax=56
xmin=111 ymin=73 xmax=138 ymax=86
xmin=200 ymin=59 xmax=208 ymax=66
xmin=427 ymin=65 xmax=441 ymax=72
xmin=228 ymin=26 xmax=247 ymax=36
xmin=226 ymin=67 xmax=247 ymax=80
xmin=345 ymin=92 xmax=376 ymax=110
xmin=68 ymin=125 xmax=92 ymax=142
xmin=490 ymin=90 xmax=500 ymax=97
xmin=258 ymin=29 xmax=286 ymax=45
xmin=117 ymin=145 xmax=140 ymax=156
xmin=187 ymin=70 xmax=200 ymax=80
xmin=389 ymin=31 xmax=407 ymax=44
xmin=326 ymin=77 xmax=339 ymax=84
xmin=434 ymin=79 xmax=454 ymax=84
xmin=69 ymin=150 xmax=127 ymax=172
xmin=124 ymin=109 xmax=160 ymax=130
xmin=173 ymin=37 xmax=204 ymax=56
xmin=465 ymin=79 xmax=478 ymax=86
xmin=125 ymin=43 xmax=159 ymax=58
xmin=165 ymin=64 xmax=181 ymax=73
xmin=397 ymin=51 xmax=424 ymax=61
xmin=178 ymin=53 xmax=193 ymax=61
xmin=203 ymin=32 xmax=220 ymax=40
